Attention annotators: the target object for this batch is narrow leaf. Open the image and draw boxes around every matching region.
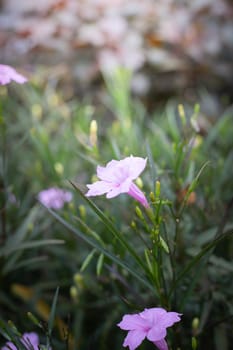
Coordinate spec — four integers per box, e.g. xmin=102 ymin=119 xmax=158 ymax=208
xmin=46 ymin=207 xmax=154 ymax=292
xmin=48 ymin=287 xmax=59 ymax=337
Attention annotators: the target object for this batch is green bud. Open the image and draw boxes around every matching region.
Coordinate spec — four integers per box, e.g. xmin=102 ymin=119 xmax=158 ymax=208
xmin=135 ymin=177 xmax=143 ymax=189
xmin=155 ymin=181 xmax=160 ymax=198
xmin=192 ymin=337 xmax=198 ymax=350
xmin=89 ymin=119 xmax=98 ymax=147
xmin=131 ymin=221 xmax=136 ymax=229
xmin=149 ymin=191 xmax=155 ymax=202
xmin=192 ymin=317 xmax=199 ymax=331
xmin=178 ymin=104 xmax=186 ymax=126
xmin=7 ymin=320 xmax=21 ymax=336
xmin=74 ymin=273 xmax=84 ymax=288
xmin=70 ymin=286 xmax=78 ymax=300
xmin=54 ymin=162 xmax=64 ymax=175
xmin=159 ymin=236 xmax=169 ymax=253
xmin=27 ymin=312 xmax=42 ymax=327
xmin=79 ymin=205 xmax=86 ymax=219
xmin=135 ymin=206 xmax=144 ymax=220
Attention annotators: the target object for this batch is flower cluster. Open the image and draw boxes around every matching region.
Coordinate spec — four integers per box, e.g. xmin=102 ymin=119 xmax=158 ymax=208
xmin=117 ymin=307 xmax=182 ymax=350
xmin=0 ymin=64 xmax=27 ymax=85
xmin=38 ymin=187 xmax=73 ymax=210
xmin=1 ymin=332 xmax=39 ymax=350
xmin=86 ymin=155 xmax=149 ymax=208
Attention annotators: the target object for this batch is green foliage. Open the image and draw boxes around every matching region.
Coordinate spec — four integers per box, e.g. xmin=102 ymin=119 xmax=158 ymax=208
xmin=0 ymin=69 xmax=232 ymax=349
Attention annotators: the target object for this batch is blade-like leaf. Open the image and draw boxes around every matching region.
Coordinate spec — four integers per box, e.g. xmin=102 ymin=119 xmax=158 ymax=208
xmin=48 ymin=287 xmax=59 ymax=338
xmin=168 ymin=230 xmax=233 ymax=299
xmin=70 ymin=181 xmax=149 ymax=275
xmin=0 ymin=239 xmax=64 ymax=257
xmin=46 ymin=206 xmax=154 ymax=292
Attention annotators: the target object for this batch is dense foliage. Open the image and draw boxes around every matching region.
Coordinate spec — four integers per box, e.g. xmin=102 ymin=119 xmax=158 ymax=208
xmin=0 ymin=67 xmax=232 ymax=349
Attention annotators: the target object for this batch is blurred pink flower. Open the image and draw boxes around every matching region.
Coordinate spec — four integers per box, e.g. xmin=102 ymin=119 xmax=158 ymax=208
xmin=0 ymin=64 xmax=27 ymax=85
xmin=1 ymin=332 xmax=39 ymax=350
xmin=38 ymin=187 xmax=73 ymax=210
xmin=117 ymin=307 xmax=182 ymax=350
xmin=86 ymin=155 xmax=149 ymax=207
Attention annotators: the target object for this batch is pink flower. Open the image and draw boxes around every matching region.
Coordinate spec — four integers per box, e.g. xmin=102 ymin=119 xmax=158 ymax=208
xmin=1 ymin=332 xmax=39 ymax=350
xmin=0 ymin=64 xmax=27 ymax=85
xmin=38 ymin=187 xmax=73 ymax=210
xmin=86 ymin=156 xmax=149 ymax=207
xmin=117 ymin=307 xmax=182 ymax=350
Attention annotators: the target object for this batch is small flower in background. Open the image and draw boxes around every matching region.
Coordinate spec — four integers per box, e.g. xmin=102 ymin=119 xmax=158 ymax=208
xmin=38 ymin=187 xmax=73 ymax=210
xmin=86 ymin=155 xmax=149 ymax=208
xmin=117 ymin=307 xmax=182 ymax=350
xmin=0 ymin=64 xmax=27 ymax=85
xmin=1 ymin=332 xmax=39 ymax=350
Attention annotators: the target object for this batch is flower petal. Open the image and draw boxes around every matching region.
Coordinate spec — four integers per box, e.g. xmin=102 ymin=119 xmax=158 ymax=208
xmin=106 ymin=186 xmax=122 ymax=198
xmin=153 ymin=338 xmax=169 ymax=350
xmin=140 ymin=308 xmax=166 ymax=323
xmin=127 ymin=183 xmax=149 ymax=207
xmin=0 ymin=64 xmax=27 ymax=85
xmin=38 ymin=188 xmax=72 ymax=210
xmin=123 ymin=330 xmax=146 ymax=350
xmin=1 ymin=342 xmax=17 ymax=350
xmin=147 ymin=325 xmax=167 ymax=342
xmin=117 ymin=314 xmax=149 ymax=330
xmin=86 ymin=181 xmax=113 ymax=196
xmin=22 ymin=332 xmax=39 ymax=348
xmin=122 ymin=156 xmax=147 ymax=180
xmin=160 ymin=312 xmax=182 ymax=328
xmin=97 ymin=156 xmax=147 ymax=183
xmin=96 ymin=161 xmax=119 ymax=181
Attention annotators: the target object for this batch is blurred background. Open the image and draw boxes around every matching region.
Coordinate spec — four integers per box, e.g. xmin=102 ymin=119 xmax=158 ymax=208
xmin=0 ymin=0 xmax=233 ymax=106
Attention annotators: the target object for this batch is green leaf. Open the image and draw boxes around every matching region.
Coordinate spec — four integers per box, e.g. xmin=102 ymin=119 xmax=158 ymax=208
xmin=46 ymin=206 xmax=154 ymax=292
xmin=0 ymin=319 xmax=28 ymax=350
xmin=70 ymin=182 xmax=149 ymax=275
xmin=168 ymin=230 xmax=233 ymax=300
xmin=2 ymin=256 xmax=48 ymax=275
xmin=0 ymin=239 xmax=64 ymax=257
xmin=80 ymin=249 xmax=96 ymax=272
xmin=96 ymin=253 xmax=104 ymax=276
xmin=48 ymin=287 xmax=59 ymax=338
xmin=4 ymin=206 xmax=39 ymax=248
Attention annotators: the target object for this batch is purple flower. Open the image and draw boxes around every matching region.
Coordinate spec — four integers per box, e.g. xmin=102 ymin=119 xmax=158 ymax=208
xmin=0 ymin=64 xmax=27 ymax=85
xmin=38 ymin=187 xmax=73 ymax=210
xmin=1 ymin=332 xmax=39 ymax=350
xmin=117 ymin=307 xmax=182 ymax=350
xmin=86 ymin=155 xmax=149 ymax=207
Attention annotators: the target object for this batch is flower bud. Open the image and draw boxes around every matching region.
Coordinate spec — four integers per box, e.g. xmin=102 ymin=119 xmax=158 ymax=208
xmin=131 ymin=221 xmax=136 ymax=229
xmin=159 ymin=236 xmax=169 ymax=253
xmin=27 ymin=312 xmax=42 ymax=327
xmin=191 ymin=337 xmax=198 ymax=350
xmin=79 ymin=205 xmax=86 ymax=219
xmin=135 ymin=206 xmax=144 ymax=220
xmin=70 ymin=286 xmax=78 ymax=301
xmin=74 ymin=273 xmax=84 ymax=289
xmin=178 ymin=104 xmax=186 ymax=126
xmin=54 ymin=162 xmax=64 ymax=175
xmin=7 ymin=320 xmax=21 ymax=336
xmin=149 ymin=191 xmax=155 ymax=202
xmin=135 ymin=177 xmax=143 ymax=189
xmin=192 ymin=317 xmax=199 ymax=331
xmin=155 ymin=181 xmax=160 ymax=198
xmin=89 ymin=119 xmax=98 ymax=147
